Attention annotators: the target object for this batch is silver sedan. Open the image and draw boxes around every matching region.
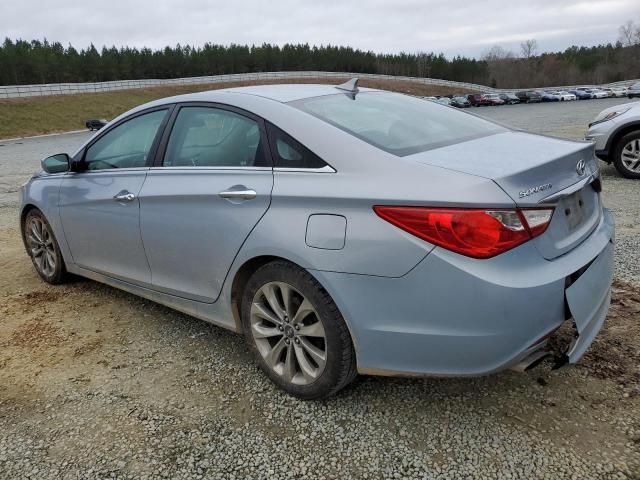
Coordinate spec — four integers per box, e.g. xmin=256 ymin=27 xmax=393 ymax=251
xmin=21 ymin=80 xmax=614 ymax=398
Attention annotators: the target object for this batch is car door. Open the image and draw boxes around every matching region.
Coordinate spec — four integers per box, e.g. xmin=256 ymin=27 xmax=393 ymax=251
xmin=138 ymin=103 xmax=273 ymax=302
xmin=59 ymin=107 xmax=171 ymax=285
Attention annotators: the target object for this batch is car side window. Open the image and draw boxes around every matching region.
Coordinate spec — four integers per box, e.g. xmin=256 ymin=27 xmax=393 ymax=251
xmin=163 ymin=106 xmax=268 ymax=167
xmin=266 ymin=124 xmax=328 ymax=169
xmin=84 ymin=110 xmax=167 ymax=170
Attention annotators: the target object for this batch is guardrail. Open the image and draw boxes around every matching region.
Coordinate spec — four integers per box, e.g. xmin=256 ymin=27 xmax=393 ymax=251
xmin=0 ymin=71 xmax=637 ymax=99
xmin=0 ymin=72 xmax=497 ymax=98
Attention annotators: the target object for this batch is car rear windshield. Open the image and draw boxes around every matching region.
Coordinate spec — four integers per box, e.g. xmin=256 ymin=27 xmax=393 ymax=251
xmin=290 ymin=92 xmax=506 ymax=156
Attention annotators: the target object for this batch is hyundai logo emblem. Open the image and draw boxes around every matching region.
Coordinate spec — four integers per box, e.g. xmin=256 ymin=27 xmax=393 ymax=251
xmin=576 ymin=159 xmax=586 ymax=176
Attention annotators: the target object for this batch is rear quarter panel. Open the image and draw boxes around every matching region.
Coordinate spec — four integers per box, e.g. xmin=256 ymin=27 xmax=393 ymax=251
xmin=228 ymin=159 xmax=516 ymax=279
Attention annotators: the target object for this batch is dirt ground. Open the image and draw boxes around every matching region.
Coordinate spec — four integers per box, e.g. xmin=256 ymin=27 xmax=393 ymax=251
xmin=1 ymin=219 xmax=640 ymax=478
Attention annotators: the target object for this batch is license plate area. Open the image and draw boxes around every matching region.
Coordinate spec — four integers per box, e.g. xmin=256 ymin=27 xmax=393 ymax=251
xmin=561 ymin=191 xmax=585 ymax=231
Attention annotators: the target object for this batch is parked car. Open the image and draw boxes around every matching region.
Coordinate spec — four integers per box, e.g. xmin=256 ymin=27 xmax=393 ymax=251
xmin=628 ymin=82 xmax=640 ymax=98
xmin=498 ymin=93 xmax=520 ymax=105
xmin=422 ymin=96 xmax=438 ymax=102
xmin=600 ymin=88 xmax=615 ymax=98
xmin=482 ymin=93 xmax=505 ymax=106
xmin=575 ymin=87 xmax=594 ymax=95
xmin=610 ymin=87 xmax=628 ymax=97
xmin=540 ymin=91 xmax=561 ymax=102
xmin=589 ymin=88 xmax=609 ymax=99
xmin=436 ymin=97 xmax=452 ymax=106
xmin=550 ymin=90 xmax=577 ymax=101
xmin=569 ymin=89 xmax=592 ymax=100
xmin=515 ymin=91 xmax=542 ymax=103
xmin=467 ymin=93 xmax=491 ymax=106
xmin=85 ymin=119 xmax=108 ymax=131
xmin=586 ymin=100 xmax=640 ymax=178
xmin=22 ymin=80 xmax=614 ymax=399
xmin=450 ymin=96 xmax=471 ymax=108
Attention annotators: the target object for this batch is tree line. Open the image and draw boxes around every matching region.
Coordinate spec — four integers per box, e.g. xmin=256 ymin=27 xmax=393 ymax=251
xmin=480 ymin=22 xmax=640 ymax=88
xmin=0 ymin=21 xmax=638 ymax=89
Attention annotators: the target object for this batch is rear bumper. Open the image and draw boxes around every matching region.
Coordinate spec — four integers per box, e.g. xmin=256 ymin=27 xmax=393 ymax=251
xmin=564 ymin=241 xmax=613 ymax=362
xmin=312 ymin=208 xmax=615 ymax=377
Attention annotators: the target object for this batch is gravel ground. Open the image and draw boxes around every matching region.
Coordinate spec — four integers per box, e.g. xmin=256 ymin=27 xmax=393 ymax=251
xmin=1 ymin=99 xmax=639 ymax=479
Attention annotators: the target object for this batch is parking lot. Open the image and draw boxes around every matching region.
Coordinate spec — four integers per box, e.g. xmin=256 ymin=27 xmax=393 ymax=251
xmin=475 ymin=96 xmax=633 ymax=139
xmin=1 ymin=98 xmax=639 ymax=479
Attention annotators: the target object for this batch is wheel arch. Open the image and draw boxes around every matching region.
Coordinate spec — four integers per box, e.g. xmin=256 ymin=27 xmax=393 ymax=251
xmin=605 ymin=121 xmax=640 ymax=156
xmin=228 ymin=255 xmax=359 ymax=361
xmin=230 ymin=255 xmax=286 ymax=332
xmin=19 ymin=203 xmax=41 ymax=249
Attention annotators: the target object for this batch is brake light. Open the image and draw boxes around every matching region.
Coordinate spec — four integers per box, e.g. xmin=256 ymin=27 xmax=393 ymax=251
xmin=373 ymin=206 xmax=554 ymax=259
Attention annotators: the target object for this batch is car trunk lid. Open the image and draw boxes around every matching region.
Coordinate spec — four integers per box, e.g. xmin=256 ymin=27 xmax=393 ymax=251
xmin=410 ymin=131 xmax=602 ymax=259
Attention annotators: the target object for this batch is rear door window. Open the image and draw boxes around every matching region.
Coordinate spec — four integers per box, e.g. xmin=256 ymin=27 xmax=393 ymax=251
xmin=163 ymin=106 xmax=269 ymax=167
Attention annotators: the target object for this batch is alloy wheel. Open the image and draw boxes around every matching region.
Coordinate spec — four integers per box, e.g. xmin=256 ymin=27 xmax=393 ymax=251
xmin=26 ymin=216 xmax=56 ymax=277
xmin=250 ymin=281 xmax=327 ymax=385
xmin=621 ymin=139 xmax=640 ymax=173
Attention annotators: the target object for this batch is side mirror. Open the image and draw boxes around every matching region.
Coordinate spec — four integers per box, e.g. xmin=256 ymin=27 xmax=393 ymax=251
xmin=41 ymin=153 xmax=70 ymax=174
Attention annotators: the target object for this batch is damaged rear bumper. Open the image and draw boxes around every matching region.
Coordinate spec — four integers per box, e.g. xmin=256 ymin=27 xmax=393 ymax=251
xmin=311 ymin=209 xmax=615 ymax=377
xmin=511 ymin=238 xmax=614 ymax=372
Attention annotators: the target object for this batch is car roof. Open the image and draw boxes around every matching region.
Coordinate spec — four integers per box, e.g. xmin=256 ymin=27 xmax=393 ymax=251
xmin=221 ymin=83 xmax=378 ymax=102
xmin=115 ymin=83 xmax=382 ymax=123
xmin=155 ymin=83 xmax=379 ymax=105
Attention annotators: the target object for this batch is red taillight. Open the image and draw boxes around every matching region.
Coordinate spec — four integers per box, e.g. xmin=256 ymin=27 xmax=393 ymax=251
xmin=373 ymin=206 xmax=554 ymax=259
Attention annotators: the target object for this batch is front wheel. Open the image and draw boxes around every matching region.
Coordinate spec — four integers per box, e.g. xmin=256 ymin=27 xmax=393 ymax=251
xmin=613 ymin=131 xmax=640 ymax=179
xmin=23 ymin=209 xmax=69 ymax=284
xmin=241 ymin=261 xmax=357 ymax=399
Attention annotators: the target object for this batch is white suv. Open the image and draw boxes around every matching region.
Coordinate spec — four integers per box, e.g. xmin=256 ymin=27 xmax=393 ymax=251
xmin=586 ymin=100 xmax=640 ymax=178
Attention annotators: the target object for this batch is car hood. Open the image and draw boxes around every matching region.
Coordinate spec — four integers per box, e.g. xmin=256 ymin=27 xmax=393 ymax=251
xmin=596 ymin=101 xmax=640 ymax=117
xmin=408 ymin=131 xmax=599 ymax=207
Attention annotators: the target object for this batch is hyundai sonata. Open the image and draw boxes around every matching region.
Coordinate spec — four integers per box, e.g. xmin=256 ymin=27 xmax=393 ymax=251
xmin=21 ymin=79 xmax=614 ymax=399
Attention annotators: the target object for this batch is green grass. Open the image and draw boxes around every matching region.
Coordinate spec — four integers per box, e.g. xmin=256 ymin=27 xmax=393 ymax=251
xmin=0 ymin=85 xmax=214 ymax=139
xmin=0 ymin=78 xmax=468 ymax=139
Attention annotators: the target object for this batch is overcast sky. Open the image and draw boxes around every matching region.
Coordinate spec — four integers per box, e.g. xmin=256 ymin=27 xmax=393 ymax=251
xmin=2 ymin=0 xmax=638 ymax=58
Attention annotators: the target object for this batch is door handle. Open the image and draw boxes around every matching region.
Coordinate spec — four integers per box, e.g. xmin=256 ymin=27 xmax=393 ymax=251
xmin=219 ymin=188 xmax=257 ymax=200
xmin=113 ymin=190 xmax=136 ymax=202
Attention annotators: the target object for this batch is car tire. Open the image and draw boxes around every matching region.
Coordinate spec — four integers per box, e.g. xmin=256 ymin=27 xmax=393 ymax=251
xmin=23 ymin=209 xmax=69 ymax=284
xmin=612 ymin=131 xmax=640 ymax=179
xmin=241 ymin=260 xmax=357 ymax=399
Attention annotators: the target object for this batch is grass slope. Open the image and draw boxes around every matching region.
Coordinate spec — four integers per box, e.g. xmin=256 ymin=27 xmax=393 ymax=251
xmin=0 ymin=78 xmax=469 ymax=139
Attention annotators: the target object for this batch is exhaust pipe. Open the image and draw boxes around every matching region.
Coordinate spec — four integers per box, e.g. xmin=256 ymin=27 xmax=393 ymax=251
xmin=510 ymin=350 xmax=552 ymax=373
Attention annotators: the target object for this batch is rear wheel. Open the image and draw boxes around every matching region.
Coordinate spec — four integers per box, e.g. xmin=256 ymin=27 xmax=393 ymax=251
xmin=613 ymin=131 xmax=640 ymax=179
xmin=23 ymin=209 xmax=69 ymax=284
xmin=241 ymin=260 xmax=356 ymax=399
